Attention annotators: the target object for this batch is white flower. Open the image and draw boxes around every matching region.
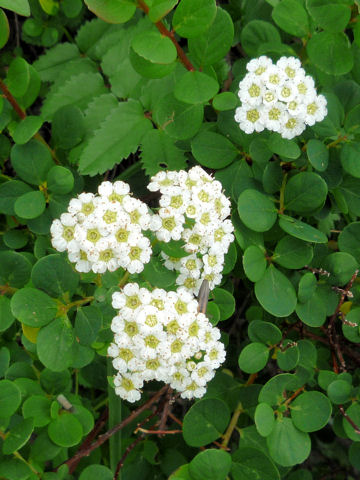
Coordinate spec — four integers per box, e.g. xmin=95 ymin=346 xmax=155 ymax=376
xmin=246 ymin=55 xmax=273 ymax=78
xmin=238 ymin=75 xmax=264 ymax=106
xmin=155 ymin=208 xmax=185 ymax=242
xmin=262 ymin=102 xmax=288 ymax=133
xmin=276 ymin=56 xmax=302 ymax=80
xmin=234 ymin=104 xmax=265 ymax=134
xmin=281 ymin=116 xmax=306 ymax=140
xmin=304 ymin=94 xmax=327 ymax=126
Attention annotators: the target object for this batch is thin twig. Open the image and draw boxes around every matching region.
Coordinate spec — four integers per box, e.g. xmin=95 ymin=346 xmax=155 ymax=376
xmin=68 ymin=408 xmax=109 ymax=474
xmin=339 ymin=405 xmax=360 ymax=435
xmin=60 ymin=385 xmax=168 ymax=472
xmin=0 ymin=79 xmax=59 ymax=164
xmin=327 ymin=270 xmax=359 ymax=372
xmin=137 ymin=0 xmax=195 ymax=72
xmin=113 ymin=435 xmax=145 ymax=480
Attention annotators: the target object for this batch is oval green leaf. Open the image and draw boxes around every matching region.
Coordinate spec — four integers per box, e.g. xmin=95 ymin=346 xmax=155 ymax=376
xmin=255 ymin=265 xmax=297 ymax=317
xmin=291 ymin=391 xmax=332 ymax=432
xmin=191 ymin=131 xmax=237 ymax=169
xmin=11 ymin=287 xmax=57 ymax=327
xmin=189 ymin=449 xmax=231 ymax=480
xmin=238 ymin=189 xmax=277 ymax=232
xmin=183 ymin=398 xmax=230 ymax=447
xmin=238 ymin=342 xmax=269 ymax=374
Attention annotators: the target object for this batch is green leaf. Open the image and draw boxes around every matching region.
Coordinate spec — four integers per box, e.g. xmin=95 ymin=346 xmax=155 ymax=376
xmin=0 ymin=346 xmax=9 ymax=377
xmin=42 ymin=72 xmax=107 ymax=121
xmin=0 ymin=251 xmax=32 ymax=287
xmin=174 ymin=71 xmax=219 ymax=104
xmin=254 ymin=403 xmax=276 ymax=438
xmin=343 ymin=403 xmax=360 ymax=441
xmin=241 ymin=20 xmax=281 ymax=57
xmin=3 ymin=229 xmax=28 ymax=249
xmin=259 ymin=373 xmax=299 ymax=406
xmin=0 ymin=9 xmax=9 ymax=49
xmin=48 ymin=412 xmax=83 ymax=447
xmin=307 ymin=32 xmax=353 ymax=75
xmin=79 ymin=465 xmax=113 ymax=480
xmin=22 ymin=395 xmax=52 ymax=426
xmin=11 ymin=140 xmax=54 ymax=185
xmin=291 ymin=391 xmax=332 ymax=432
xmin=47 ymin=166 xmax=74 ymax=195
xmin=272 ymin=0 xmax=309 ymax=36
xmin=191 ymin=131 xmax=237 ymax=169
xmin=31 ymin=254 xmax=79 ymax=298
xmin=182 ymin=398 xmax=230 ymax=447
xmin=18 ymin=64 xmax=41 ymax=109
xmin=188 ymin=7 xmax=234 ymax=66
xmin=248 ymin=320 xmax=282 ymax=345
xmin=238 ymin=342 xmax=269 ymax=373
xmin=172 ymin=0 xmax=217 ymax=39
xmin=255 ymin=264 xmax=297 ymax=317
xmin=338 ymin=222 xmax=360 ymax=263
xmin=327 ymin=380 xmax=352 ymax=404
xmin=232 ymin=447 xmax=280 ymax=480
xmin=14 ymin=190 xmax=46 ymax=219
xmin=268 ymin=133 xmax=301 ymax=159
xmin=52 ymin=105 xmax=85 ymax=149
xmin=33 ymin=43 xmax=80 ymax=82
xmin=0 ymin=0 xmax=30 ymax=16
xmin=132 ymin=30 xmax=177 ymax=64
xmin=153 ymin=93 xmax=204 ymax=140
xmin=11 ymin=287 xmax=57 ymax=327
xmin=0 ymin=180 xmax=32 ymax=215
xmin=340 ymin=143 xmax=360 ymax=178
xmin=322 ymin=252 xmax=358 ymax=286
xmin=273 ymin=235 xmax=313 ymax=269
xmin=37 ymin=317 xmax=75 ymax=371
xmin=84 ymin=0 xmax=136 ymax=23
xmin=243 ymin=245 xmax=267 ymax=282
xmin=0 ymin=297 xmax=14 ymax=331
xmin=278 ymin=214 xmax=328 ymax=243
xmin=2 ymin=418 xmax=34 ymax=454
xmin=0 ymin=380 xmax=21 ymax=417
xmin=141 ymin=256 xmax=177 ymax=288
xmin=238 ymin=189 xmax=277 ymax=232
xmin=189 ymin=449 xmax=231 ymax=480
xmin=75 ymin=306 xmax=102 ymax=346
xmin=306 ymin=139 xmax=329 ymax=172
xmin=277 ymin=340 xmax=299 ymax=371
xmin=129 ymin=47 xmax=176 ymax=78
xmin=267 ymin=418 xmax=311 ymax=466
xmin=295 ymin=290 xmax=327 ymax=327
xmin=212 ymin=92 xmax=238 ymax=111
xmin=344 ymin=104 xmax=360 ymax=135
xmin=140 ymin=129 xmax=187 ymax=177
xmin=211 ymin=288 xmax=235 ymax=320
xmin=12 ymin=116 xmax=43 ymax=145
xmin=306 ymin=0 xmax=351 ymax=32
xmin=6 ymin=57 xmax=30 ymax=97
xmin=148 ymin=0 xmax=178 ymax=22
xmin=79 ymin=100 xmax=152 ymax=176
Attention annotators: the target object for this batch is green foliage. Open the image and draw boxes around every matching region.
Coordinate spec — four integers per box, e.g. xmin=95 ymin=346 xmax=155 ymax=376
xmin=0 ymin=1 xmax=359 ymax=479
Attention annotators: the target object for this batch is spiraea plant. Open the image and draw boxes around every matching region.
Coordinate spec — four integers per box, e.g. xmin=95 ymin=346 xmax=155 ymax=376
xmin=0 ymin=1 xmax=360 ymax=479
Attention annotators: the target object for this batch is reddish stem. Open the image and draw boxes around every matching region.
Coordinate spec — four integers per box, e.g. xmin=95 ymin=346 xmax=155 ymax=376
xmin=137 ymin=0 xmax=195 ymax=72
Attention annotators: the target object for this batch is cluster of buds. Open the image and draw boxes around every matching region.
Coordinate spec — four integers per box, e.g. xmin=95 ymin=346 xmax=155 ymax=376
xmin=234 ymin=56 xmax=327 ymax=139
xmin=108 ymin=283 xmax=226 ymax=402
xmin=148 ymin=166 xmax=234 ymax=294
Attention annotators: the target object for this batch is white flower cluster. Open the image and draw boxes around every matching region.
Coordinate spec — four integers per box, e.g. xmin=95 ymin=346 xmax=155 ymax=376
xmin=108 ymin=283 xmax=226 ymax=402
xmin=234 ymin=56 xmax=327 ymax=139
xmin=50 ymin=181 xmax=152 ymax=274
xmin=148 ymin=166 xmax=234 ymax=294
